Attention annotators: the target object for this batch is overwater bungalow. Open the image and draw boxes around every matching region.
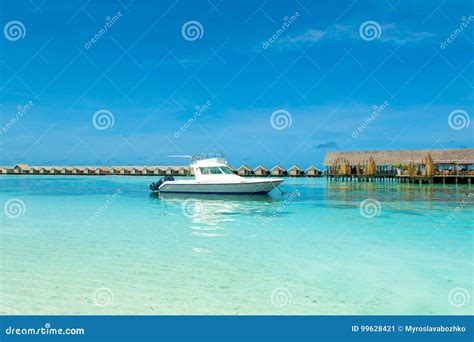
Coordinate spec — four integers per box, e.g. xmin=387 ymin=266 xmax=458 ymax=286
xmin=177 ymin=166 xmax=188 ymax=176
xmin=40 ymin=167 xmax=52 ymax=174
xmin=99 ymin=166 xmax=111 ymax=175
xmin=324 ymin=148 xmax=474 ymax=183
xmin=131 ymin=167 xmax=144 ymax=175
xmin=61 ymin=167 xmax=73 ymax=175
xmin=31 ymin=166 xmax=41 ymax=174
xmin=110 ymin=166 xmax=122 ymax=175
xmin=237 ymin=165 xmax=253 ymax=176
xmin=288 ymin=165 xmax=304 ymax=177
xmin=305 ymin=165 xmax=322 ymax=177
xmin=143 ymin=167 xmax=154 ymax=175
xmin=165 ymin=166 xmax=176 ymax=175
xmin=270 ymin=165 xmax=287 ymax=177
xmin=156 ymin=167 xmax=167 ymax=175
xmin=241 ymin=165 xmax=254 ymax=176
xmin=84 ymin=167 xmax=98 ymax=175
xmin=74 ymin=167 xmax=85 ymax=175
xmin=14 ymin=164 xmax=30 ymax=174
xmin=52 ymin=166 xmax=63 ymax=175
xmin=254 ymin=165 xmax=270 ymax=176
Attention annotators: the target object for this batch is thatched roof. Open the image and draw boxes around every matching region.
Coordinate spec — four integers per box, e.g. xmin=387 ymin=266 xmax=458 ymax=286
xmin=324 ymin=149 xmax=474 ymax=166
xmin=305 ymin=165 xmax=321 ymax=171
xmin=271 ymin=165 xmax=286 ymax=172
xmin=254 ymin=165 xmax=269 ymax=171
xmin=288 ymin=165 xmax=303 ymax=171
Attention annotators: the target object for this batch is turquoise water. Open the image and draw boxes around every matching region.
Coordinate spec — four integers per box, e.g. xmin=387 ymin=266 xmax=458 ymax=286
xmin=0 ymin=176 xmax=472 ymax=315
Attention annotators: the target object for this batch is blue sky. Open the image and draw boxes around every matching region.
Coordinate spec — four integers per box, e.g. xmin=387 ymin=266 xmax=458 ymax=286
xmin=0 ymin=0 xmax=472 ymax=167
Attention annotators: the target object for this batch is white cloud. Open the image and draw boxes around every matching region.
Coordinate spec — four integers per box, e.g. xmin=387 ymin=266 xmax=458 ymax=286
xmin=285 ymin=23 xmax=434 ymax=46
xmin=378 ymin=24 xmax=434 ymax=43
xmin=288 ymin=29 xmax=325 ymax=43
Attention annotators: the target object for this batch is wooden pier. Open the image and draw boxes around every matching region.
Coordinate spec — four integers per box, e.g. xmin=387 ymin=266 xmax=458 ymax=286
xmin=326 ymin=174 xmax=472 ymax=184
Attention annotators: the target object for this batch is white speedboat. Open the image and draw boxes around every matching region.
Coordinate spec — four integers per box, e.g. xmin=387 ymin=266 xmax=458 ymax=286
xmin=150 ymin=154 xmax=283 ymax=194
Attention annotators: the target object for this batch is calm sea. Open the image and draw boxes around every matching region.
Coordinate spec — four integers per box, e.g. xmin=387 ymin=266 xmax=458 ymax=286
xmin=0 ymin=176 xmax=472 ymax=314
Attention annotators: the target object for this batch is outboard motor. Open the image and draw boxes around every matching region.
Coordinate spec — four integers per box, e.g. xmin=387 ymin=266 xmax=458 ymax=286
xmin=149 ymin=176 xmax=174 ymax=192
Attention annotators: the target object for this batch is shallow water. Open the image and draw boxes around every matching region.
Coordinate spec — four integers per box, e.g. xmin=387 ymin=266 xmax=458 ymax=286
xmin=0 ymin=176 xmax=472 ymax=315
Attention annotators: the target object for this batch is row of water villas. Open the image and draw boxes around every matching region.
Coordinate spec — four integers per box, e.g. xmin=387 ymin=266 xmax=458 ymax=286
xmin=236 ymin=165 xmax=321 ymax=177
xmin=324 ymin=148 xmax=474 ymax=184
xmin=1 ymin=165 xmax=189 ymax=176
xmin=1 ymin=164 xmax=323 ymax=177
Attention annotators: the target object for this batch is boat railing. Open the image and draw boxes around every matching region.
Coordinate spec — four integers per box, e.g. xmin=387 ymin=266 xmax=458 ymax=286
xmin=191 ymin=153 xmax=225 ymax=163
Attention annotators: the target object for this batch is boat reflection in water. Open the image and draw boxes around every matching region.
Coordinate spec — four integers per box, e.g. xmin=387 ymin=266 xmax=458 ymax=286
xmin=151 ymin=192 xmax=275 ymax=240
xmin=154 ymin=192 xmax=274 ymax=202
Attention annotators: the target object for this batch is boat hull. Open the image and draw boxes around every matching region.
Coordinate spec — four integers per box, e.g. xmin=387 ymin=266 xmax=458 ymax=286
xmin=157 ymin=179 xmax=283 ymax=194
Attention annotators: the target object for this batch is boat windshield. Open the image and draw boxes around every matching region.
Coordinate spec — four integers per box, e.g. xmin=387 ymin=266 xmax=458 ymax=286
xmin=199 ymin=166 xmax=234 ymax=175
